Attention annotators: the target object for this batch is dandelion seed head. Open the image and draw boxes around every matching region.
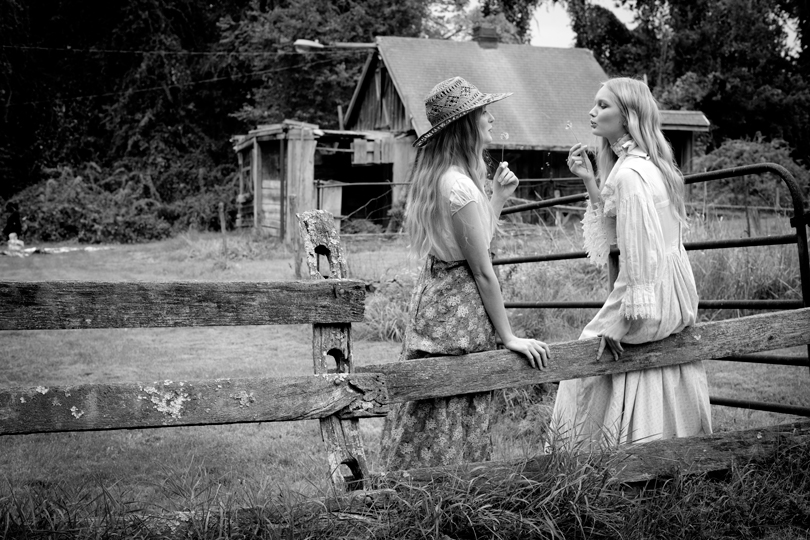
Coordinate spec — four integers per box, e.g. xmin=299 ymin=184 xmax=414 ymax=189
xmin=499 ymin=132 xmax=509 ymax=140
xmin=565 ymin=120 xmax=573 ymax=130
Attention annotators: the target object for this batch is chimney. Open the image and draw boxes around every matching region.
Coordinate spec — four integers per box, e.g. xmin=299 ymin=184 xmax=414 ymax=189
xmin=472 ymin=24 xmax=499 ymax=49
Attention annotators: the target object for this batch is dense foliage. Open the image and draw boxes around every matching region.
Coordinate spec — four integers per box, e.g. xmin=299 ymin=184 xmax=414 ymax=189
xmin=1 ymin=0 xmax=808 ymax=242
xmin=567 ymin=0 xmax=810 ymax=169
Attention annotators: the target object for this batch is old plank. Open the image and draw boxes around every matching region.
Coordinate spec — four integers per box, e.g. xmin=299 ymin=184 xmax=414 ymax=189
xmin=357 ymin=308 xmax=810 ymax=403
xmin=298 ymin=209 xmax=372 ymax=492
xmin=0 ymin=280 xmax=365 ymax=330
xmin=379 ymin=421 xmax=810 ymax=486
xmin=0 ymin=374 xmax=387 ymax=435
xmin=608 ymin=420 xmax=810 ymax=484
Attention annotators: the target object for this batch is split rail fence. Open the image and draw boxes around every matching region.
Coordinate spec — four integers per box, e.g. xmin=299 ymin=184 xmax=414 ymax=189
xmin=1 ymin=164 xmax=809 ymax=508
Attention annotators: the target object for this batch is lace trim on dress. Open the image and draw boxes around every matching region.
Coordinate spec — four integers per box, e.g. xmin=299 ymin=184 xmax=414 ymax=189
xmin=582 ymin=202 xmax=610 ymax=267
xmin=620 ymin=282 xmax=657 ymax=319
xmin=601 ymin=138 xmax=637 ymax=217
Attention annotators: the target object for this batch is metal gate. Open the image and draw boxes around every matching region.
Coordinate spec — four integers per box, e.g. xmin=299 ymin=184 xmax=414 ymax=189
xmin=494 ymin=163 xmax=810 ymax=416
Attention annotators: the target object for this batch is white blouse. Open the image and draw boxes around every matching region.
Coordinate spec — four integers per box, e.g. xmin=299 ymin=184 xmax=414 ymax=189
xmin=581 ymin=146 xmax=690 ymax=320
xmin=429 ymin=167 xmax=496 ymax=262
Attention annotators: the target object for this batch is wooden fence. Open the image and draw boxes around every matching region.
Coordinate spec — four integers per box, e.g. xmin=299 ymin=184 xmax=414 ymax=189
xmin=2 ymin=210 xmax=810 ymax=503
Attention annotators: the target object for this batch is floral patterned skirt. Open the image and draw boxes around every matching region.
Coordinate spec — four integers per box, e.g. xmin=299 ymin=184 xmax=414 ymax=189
xmin=379 ymin=255 xmax=498 ymax=470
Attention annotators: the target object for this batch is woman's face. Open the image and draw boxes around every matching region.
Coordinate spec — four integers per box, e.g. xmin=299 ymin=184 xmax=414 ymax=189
xmin=478 ymin=108 xmax=494 ymax=144
xmin=589 ymin=86 xmax=626 ymax=143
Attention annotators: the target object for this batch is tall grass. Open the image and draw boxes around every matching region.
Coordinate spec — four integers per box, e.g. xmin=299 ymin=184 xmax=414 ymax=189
xmin=1 ymin=218 xmax=807 ymax=538
xmin=3 ymin=437 xmax=809 ymax=538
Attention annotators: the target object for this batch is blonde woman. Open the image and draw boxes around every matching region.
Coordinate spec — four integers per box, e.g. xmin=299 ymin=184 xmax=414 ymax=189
xmin=379 ymin=77 xmax=550 ymax=469
xmin=552 ymin=77 xmax=711 ymax=449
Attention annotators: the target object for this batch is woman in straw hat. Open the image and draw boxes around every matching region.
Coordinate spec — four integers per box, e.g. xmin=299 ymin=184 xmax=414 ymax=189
xmin=379 ymin=77 xmax=551 ymax=470
xmin=551 ymin=77 xmax=711 ymax=450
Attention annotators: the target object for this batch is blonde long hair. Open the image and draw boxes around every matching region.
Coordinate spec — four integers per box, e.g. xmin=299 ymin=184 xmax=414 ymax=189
xmin=405 ymin=108 xmax=491 ymax=258
xmin=595 ymin=78 xmax=686 ymax=220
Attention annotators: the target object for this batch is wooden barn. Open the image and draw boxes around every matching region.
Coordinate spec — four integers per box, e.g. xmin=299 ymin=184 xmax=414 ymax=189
xmin=341 ymin=32 xmax=710 ymax=221
xmin=234 ymin=31 xmax=710 ymax=235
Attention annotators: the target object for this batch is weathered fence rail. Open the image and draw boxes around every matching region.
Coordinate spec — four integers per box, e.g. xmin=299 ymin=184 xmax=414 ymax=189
xmin=2 ymin=200 xmax=809 ymax=515
xmin=3 ymin=307 xmax=806 ymax=436
xmin=0 ymin=280 xmax=365 ymax=329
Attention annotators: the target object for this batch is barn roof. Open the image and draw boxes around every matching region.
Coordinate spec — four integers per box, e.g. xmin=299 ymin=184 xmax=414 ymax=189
xmin=346 ymin=36 xmax=710 ymax=150
xmin=660 ymin=110 xmax=710 ymax=132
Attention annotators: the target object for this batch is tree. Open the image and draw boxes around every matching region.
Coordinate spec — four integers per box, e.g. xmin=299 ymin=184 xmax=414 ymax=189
xmin=568 ymin=0 xmax=810 ymax=166
xmin=565 ymin=0 xmax=654 ymax=78
xmin=481 ymin=0 xmax=544 ymax=43
xmin=0 ymin=0 xmax=253 ymax=200
xmin=693 ymin=137 xmax=809 ymax=208
xmin=217 ymin=0 xmax=431 ymax=128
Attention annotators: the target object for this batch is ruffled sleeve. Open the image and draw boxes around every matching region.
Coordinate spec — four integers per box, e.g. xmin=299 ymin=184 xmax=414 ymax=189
xmin=581 ymin=158 xmax=623 ymax=267
xmin=581 ymin=201 xmax=610 ymax=267
xmin=614 ymin=169 xmax=665 ymax=320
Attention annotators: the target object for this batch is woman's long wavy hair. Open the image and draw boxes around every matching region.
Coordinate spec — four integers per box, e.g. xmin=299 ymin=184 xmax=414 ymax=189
xmin=596 ymin=78 xmax=686 ymax=220
xmin=405 ymin=107 xmax=491 ymax=258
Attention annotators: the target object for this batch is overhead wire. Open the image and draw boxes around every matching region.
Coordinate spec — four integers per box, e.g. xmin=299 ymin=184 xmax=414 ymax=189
xmin=0 ymin=44 xmax=303 ymax=56
xmin=4 ymin=56 xmax=343 ymax=106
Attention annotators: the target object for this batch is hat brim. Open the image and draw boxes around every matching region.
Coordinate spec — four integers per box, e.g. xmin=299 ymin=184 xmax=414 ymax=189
xmin=413 ymin=92 xmax=512 ymax=148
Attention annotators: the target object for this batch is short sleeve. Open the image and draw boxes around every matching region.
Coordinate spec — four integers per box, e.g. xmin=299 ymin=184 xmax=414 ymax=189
xmin=448 ymin=174 xmax=480 ymax=215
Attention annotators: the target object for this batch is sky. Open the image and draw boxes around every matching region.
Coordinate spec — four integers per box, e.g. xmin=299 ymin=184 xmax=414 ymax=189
xmin=529 ymin=0 xmax=635 ymax=48
xmin=527 ymin=0 xmax=799 ymax=50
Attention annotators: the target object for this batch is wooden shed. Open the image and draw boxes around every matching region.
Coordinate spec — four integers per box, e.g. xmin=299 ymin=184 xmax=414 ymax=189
xmin=232 ymin=120 xmax=318 ymax=243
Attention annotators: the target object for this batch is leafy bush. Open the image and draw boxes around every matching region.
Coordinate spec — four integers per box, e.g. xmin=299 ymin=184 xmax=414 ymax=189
xmin=9 ymin=163 xmax=237 ymax=243
xmin=693 ymin=138 xmax=810 ymax=208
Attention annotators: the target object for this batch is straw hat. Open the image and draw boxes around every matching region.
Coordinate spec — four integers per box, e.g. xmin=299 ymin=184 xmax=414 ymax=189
xmin=413 ymin=76 xmax=512 ymax=148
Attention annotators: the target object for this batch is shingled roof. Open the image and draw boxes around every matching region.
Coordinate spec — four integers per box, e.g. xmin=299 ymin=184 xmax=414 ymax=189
xmin=346 ymin=36 xmax=709 ymax=150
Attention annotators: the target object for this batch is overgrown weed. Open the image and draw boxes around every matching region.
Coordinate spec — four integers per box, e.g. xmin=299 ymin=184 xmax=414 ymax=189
xmin=3 ymin=430 xmax=809 ymax=538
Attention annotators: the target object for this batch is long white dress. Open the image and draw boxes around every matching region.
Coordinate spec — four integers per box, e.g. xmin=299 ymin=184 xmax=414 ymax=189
xmin=551 ymin=142 xmax=712 ymax=450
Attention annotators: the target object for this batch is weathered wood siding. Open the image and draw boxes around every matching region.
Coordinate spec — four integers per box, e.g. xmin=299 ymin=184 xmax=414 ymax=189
xmin=350 ymin=65 xmax=410 ymax=132
xmin=286 ymin=131 xmax=317 ymax=244
xmin=236 ymin=149 xmax=254 ymax=228
xmin=260 ymin=140 xmax=282 ymax=235
xmin=0 ymin=280 xmax=365 ymax=329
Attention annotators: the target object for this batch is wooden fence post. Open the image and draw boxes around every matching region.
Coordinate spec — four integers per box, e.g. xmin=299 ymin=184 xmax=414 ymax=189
xmin=297 ymin=209 xmax=370 ymax=493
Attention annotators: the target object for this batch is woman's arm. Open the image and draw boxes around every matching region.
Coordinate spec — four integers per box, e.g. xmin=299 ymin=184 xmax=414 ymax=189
xmin=490 ymin=162 xmax=517 ymax=217
xmin=599 ymin=169 xmax=665 ymax=360
xmin=567 ymin=143 xmax=600 ymax=204
xmin=452 ymin=202 xmax=550 ymax=369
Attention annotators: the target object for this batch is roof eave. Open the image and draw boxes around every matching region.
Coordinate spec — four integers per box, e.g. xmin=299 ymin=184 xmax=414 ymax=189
xmin=375 ymin=38 xmax=417 ymax=135
xmin=662 ymin=125 xmax=711 ymax=132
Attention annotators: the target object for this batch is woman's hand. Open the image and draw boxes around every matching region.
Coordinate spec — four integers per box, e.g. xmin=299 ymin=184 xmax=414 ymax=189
xmin=492 ymin=161 xmax=518 ymax=200
xmin=567 ymin=143 xmax=595 ymax=184
xmin=597 ymin=316 xmax=632 ymax=361
xmin=503 ymin=336 xmax=551 ymax=370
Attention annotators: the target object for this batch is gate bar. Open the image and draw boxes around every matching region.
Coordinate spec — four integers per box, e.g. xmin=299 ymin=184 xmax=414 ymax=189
xmin=504 ymin=300 xmax=802 ymax=310
xmin=709 ymin=396 xmax=810 ymax=417
xmin=494 ymin=234 xmax=799 ymax=266
xmin=715 ymin=354 xmax=810 ymax=367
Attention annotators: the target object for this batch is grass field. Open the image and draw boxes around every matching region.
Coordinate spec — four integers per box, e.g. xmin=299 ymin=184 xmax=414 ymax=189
xmin=1 ymin=220 xmax=808 ymax=531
